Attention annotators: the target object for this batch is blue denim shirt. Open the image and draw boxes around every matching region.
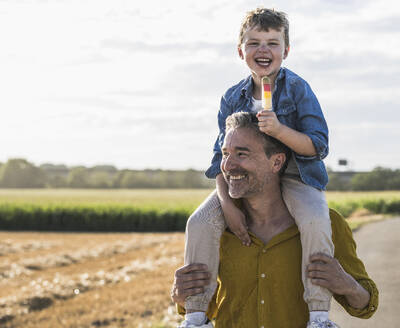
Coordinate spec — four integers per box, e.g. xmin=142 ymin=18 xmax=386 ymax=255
xmin=205 ymin=67 xmax=329 ymax=190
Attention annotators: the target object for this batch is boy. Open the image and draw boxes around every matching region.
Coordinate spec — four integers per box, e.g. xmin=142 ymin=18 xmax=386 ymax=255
xmin=179 ymin=8 xmax=338 ymax=328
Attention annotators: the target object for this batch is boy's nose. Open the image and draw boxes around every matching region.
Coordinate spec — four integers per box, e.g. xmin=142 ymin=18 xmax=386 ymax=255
xmin=258 ymin=43 xmax=270 ymax=52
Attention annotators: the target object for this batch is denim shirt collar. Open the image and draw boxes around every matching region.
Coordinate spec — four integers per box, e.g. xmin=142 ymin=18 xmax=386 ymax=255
xmin=240 ymin=67 xmax=286 ymax=99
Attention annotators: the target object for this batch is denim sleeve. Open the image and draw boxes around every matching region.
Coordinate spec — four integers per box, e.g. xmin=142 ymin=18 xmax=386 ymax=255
xmin=205 ymin=95 xmax=231 ymax=179
xmin=293 ymin=80 xmax=329 ymax=160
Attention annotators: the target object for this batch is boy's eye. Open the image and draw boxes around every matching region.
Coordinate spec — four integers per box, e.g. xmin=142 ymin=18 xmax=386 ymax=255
xmin=247 ymin=42 xmax=258 ymax=46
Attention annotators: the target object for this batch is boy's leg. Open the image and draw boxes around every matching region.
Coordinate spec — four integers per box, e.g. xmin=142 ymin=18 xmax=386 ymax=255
xmin=281 ymin=176 xmax=334 ymax=312
xmin=184 ymin=190 xmax=226 ymax=312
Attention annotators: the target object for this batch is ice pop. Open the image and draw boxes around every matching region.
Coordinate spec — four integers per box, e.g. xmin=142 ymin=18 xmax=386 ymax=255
xmin=261 ymin=76 xmax=272 ymax=110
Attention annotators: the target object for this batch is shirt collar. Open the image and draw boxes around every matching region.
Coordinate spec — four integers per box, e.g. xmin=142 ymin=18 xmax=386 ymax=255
xmin=240 ymin=67 xmax=286 ymax=99
xmin=223 ymin=221 xmax=299 ymax=250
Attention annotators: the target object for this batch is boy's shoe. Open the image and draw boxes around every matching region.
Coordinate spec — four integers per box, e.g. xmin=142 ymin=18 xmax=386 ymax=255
xmin=177 ymin=319 xmax=214 ymax=328
xmin=307 ymin=318 xmax=340 ymax=328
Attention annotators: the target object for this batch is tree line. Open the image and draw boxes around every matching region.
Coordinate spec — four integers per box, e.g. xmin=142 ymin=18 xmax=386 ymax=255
xmin=0 ymin=158 xmax=399 ymax=190
xmin=0 ymin=158 xmax=213 ymax=189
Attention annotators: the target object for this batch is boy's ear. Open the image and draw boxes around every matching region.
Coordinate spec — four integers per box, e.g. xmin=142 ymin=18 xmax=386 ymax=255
xmin=283 ymin=45 xmax=290 ymax=59
xmin=238 ymin=46 xmax=244 ymax=60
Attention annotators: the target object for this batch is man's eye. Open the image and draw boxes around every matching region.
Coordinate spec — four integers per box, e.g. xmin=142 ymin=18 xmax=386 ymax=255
xmin=222 ymin=152 xmax=228 ymax=158
xmin=238 ymin=152 xmax=247 ymax=157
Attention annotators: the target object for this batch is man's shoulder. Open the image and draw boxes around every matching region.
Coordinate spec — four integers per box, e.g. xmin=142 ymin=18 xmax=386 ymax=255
xmin=223 ymin=75 xmax=252 ymax=103
xmin=329 ymin=208 xmax=353 ymax=241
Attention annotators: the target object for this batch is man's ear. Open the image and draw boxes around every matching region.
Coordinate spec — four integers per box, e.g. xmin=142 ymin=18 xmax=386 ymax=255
xmin=238 ymin=46 xmax=244 ymax=60
xmin=271 ymin=153 xmax=286 ymax=173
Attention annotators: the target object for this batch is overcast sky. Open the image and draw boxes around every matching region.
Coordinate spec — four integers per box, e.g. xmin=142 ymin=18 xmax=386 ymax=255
xmin=1 ymin=0 xmax=399 ymax=171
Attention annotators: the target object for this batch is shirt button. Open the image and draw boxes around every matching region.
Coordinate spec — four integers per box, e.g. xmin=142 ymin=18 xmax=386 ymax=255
xmin=262 ymin=249 xmax=266 ymax=253
xmin=261 ymin=273 xmax=266 ymax=278
xmin=371 ymin=306 xmax=375 ymax=311
xmin=261 ymin=326 xmax=265 ymax=328
xmin=261 ymin=300 xmax=265 ymax=304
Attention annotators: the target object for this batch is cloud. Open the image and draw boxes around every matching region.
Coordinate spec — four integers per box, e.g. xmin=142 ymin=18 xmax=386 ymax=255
xmin=100 ymin=39 xmax=236 ymax=57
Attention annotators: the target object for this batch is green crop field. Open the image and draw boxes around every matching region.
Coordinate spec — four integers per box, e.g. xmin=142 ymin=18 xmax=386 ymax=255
xmin=0 ymin=189 xmax=212 ymax=211
xmin=0 ymin=189 xmax=400 ymax=210
xmin=0 ymin=189 xmax=399 ymax=232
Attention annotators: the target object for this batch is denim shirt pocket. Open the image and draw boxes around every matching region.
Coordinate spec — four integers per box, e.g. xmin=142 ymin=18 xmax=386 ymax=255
xmin=275 ymin=103 xmax=297 ymax=128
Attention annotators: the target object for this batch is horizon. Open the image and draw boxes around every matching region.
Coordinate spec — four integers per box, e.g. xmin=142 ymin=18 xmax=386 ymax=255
xmin=0 ymin=157 xmax=388 ymax=173
xmin=1 ymin=0 xmax=399 ymax=172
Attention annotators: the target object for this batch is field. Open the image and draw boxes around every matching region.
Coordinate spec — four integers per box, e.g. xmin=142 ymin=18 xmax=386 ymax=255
xmin=1 ymin=188 xmax=400 ymax=211
xmin=0 ymin=189 xmax=399 ymax=327
xmin=0 ymin=230 xmax=184 ymax=328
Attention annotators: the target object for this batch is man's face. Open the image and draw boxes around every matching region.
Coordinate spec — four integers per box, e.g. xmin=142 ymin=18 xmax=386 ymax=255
xmin=238 ymin=26 xmax=289 ymax=82
xmin=221 ymin=127 xmax=278 ymax=199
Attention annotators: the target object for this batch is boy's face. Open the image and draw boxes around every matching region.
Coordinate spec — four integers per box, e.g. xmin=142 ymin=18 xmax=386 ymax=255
xmin=238 ymin=26 xmax=289 ymax=82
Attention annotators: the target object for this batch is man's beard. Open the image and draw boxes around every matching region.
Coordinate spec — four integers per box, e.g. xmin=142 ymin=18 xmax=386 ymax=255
xmin=225 ymin=169 xmax=270 ymax=199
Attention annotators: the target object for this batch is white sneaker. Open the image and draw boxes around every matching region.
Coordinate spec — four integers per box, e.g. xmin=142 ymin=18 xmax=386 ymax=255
xmin=307 ymin=318 xmax=340 ymax=328
xmin=177 ymin=319 xmax=214 ymax=328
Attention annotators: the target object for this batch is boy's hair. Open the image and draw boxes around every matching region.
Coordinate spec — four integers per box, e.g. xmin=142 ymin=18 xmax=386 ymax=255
xmin=238 ymin=7 xmax=290 ymax=48
xmin=225 ymin=111 xmax=290 ymax=174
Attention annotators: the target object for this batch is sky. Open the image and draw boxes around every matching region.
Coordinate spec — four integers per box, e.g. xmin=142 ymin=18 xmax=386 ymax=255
xmin=0 ymin=0 xmax=399 ymax=171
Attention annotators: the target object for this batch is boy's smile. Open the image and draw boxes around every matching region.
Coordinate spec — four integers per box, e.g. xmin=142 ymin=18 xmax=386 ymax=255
xmin=238 ymin=27 xmax=289 ymax=94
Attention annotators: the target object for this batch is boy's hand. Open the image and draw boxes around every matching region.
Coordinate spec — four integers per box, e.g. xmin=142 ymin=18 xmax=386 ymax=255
xmin=256 ymin=110 xmax=282 ymax=137
xmin=222 ymin=202 xmax=251 ymax=246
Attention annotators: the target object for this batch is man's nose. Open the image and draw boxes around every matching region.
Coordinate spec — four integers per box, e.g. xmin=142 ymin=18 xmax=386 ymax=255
xmin=222 ymin=155 xmax=237 ymax=171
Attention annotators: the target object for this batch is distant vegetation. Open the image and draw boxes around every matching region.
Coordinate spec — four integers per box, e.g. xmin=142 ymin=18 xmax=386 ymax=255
xmin=0 ymin=158 xmax=213 ymax=189
xmin=0 ymin=158 xmax=400 ymax=190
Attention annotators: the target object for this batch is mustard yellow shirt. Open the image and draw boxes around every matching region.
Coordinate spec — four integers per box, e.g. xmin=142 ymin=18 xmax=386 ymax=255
xmin=179 ymin=209 xmax=379 ymax=328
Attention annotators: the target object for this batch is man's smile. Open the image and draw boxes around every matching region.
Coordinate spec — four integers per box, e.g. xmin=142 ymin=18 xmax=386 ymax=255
xmin=229 ymin=174 xmax=246 ymax=180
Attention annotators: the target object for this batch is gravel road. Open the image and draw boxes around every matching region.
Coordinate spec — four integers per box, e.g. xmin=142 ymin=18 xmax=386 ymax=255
xmin=331 ymin=217 xmax=400 ymax=327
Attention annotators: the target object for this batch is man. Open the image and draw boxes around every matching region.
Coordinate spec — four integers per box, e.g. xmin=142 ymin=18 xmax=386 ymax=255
xmin=171 ymin=112 xmax=378 ymax=328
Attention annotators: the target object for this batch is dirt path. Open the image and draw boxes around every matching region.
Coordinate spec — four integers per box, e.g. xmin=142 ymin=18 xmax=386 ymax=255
xmin=331 ymin=217 xmax=400 ymax=327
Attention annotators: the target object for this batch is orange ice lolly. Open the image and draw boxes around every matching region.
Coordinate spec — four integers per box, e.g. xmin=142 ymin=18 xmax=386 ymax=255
xmin=261 ymin=76 xmax=272 ymax=110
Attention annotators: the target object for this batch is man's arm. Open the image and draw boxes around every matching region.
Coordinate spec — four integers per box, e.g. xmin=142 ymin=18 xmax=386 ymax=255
xmin=307 ymin=253 xmax=370 ymax=309
xmin=316 ymin=209 xmax=379 ymax=318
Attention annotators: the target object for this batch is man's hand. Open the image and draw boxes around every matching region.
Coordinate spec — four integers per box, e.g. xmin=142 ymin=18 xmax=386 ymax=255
xmin=222 ymin=202 xmax=251 ymax=246
xmin=307 ymin=253 xmax=356 ymax=295
xmin=256 ymin=110 xmax=282 ymax=137
xmin=171 ymin=264 xmax=211 ymax=307
xmin=307 ymin=253 xmax=370 ymax=309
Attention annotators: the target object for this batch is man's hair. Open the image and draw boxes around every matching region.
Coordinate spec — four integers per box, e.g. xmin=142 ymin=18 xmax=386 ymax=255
xmin=225 ymin=111 xmax=290 ymax=174
xmin=238 ymin=7 xmax=290 ymax=48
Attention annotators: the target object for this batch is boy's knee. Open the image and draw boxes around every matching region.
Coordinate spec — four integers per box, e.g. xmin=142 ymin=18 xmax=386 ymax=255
xmin=186 ymin=208 xmax=225 ymax=237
